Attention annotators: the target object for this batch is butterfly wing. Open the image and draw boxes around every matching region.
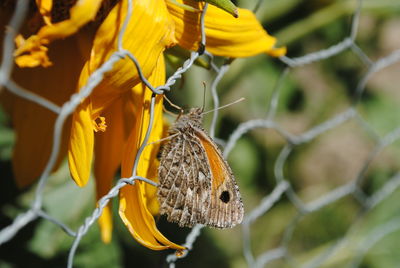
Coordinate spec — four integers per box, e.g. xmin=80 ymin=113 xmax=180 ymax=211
xmin=158 ymin=129 xmax=243 ymax=228
xmin=158 ymin=133 xmax=212 ymax=227
xmin=195 ymin=130 xmax=244 ymax=228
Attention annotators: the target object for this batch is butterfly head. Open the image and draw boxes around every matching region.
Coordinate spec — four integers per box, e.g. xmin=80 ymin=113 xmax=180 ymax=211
xmin=172 ymin=107 xmax=203 ymax=132
xmin=188 ymin=107 xmax=203 ymax=116
xmin=186 ymin=107 xmax=203 ymax=126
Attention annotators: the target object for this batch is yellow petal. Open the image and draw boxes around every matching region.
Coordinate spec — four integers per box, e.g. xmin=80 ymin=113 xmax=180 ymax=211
xmin=0 ymin=34 xmax=86 ymax=187
xmin=85 ymin=0 xmax=176 ymax=113
xmin=35 ymin=0 xmax=53 ymax=25
xmin=14 ymin=0 xmax=102 ymax=67
xmin=145 ymin=158 xmax=161 ymax=216
xmin=94 ymin=97 xmax=129 ymax=243
xmin=14 ymin=35 xmax=52 ymax=67
xmin=97 ymin=204 xmax=113 ymax=243
xmin=144 ymin=118 xmax=170 ymax=216
xmin=68 ymin=99 xmax=94 ymax=187
xmin=119 ymin=55 xmax=184 ymax=251
xmin=67 ymin=0 xmax=176 ymax=187
xmin=2 ymin=93 xmax=69 ymax=187
xmin=167 ymin=0 xmax=286 ymax=57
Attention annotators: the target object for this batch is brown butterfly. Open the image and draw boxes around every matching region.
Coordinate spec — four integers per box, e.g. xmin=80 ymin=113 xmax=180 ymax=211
xmin=157 ymin=107 xmax=244 ymax=228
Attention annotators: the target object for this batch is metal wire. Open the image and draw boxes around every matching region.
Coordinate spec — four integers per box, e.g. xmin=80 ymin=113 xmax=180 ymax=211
xmin=1 ymin=0 xmax=400 ymax=267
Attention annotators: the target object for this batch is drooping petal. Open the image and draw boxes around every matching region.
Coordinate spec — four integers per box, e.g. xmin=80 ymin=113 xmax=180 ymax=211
xmin=144 ymin=157 xmax=162 ymax=216
xmin=14 ymin=0 xmax=103 ymax=67
xmin=2 ymin=92 xmax=70 ymax=187
xmin=67 ymin=0 xmax=176 ymax=187
xmin=0 ymin=34 xmax=87 ymax=187
xmin=68 ymin=98 xmax=94 ymax=187
xmin=86 ymin=0 xmax=176 ymax=112
xmin=119 ymin=55 xmax=184 ymax=251
xmin=35 ymin=0 xmax=53 ymax=25
xmin=166 ymin=0 xmax=286 ymax=58
xmin=94 ymin=96 xmax=129 ymax=243
xmin=68 ymin=0 xmax=174 ymax=186
xmin=97 ymin=204 xmax=112 ymax=243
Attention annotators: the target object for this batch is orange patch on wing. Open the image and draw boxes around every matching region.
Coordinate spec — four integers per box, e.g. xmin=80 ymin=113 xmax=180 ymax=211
xmin=197 ymin=132 xmax=227 ymax=192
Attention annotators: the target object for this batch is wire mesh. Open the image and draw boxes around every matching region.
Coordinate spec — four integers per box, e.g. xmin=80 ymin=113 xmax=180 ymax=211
xmin=1 ymin=0 xmax=400 ymax=267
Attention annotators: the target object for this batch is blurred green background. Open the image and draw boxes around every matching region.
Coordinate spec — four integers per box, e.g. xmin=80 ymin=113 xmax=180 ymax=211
xmin=1 ymin=0 xmax=400 ymax=267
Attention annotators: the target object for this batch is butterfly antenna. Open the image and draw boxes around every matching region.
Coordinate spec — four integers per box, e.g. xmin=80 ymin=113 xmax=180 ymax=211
xmin=202 ymin=97 xmax=245 ymax=115
xmin=201 ymin=81 xmax=207 ymax=112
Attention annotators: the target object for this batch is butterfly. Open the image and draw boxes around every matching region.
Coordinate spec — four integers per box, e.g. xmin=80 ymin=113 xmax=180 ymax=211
xmin=157 ymin=107 xmax=243 ymax=228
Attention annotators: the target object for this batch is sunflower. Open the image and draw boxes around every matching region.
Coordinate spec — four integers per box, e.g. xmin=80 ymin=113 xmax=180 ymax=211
xmin=0 ymin=0 xmax=285 ymax=251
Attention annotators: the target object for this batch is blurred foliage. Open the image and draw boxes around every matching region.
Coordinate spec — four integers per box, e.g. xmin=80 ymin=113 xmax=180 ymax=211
xmin=1 ymin=0 xmax=400 ymax=267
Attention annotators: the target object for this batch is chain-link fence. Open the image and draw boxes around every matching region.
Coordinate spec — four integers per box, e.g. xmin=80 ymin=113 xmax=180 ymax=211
xmin=1 ymin=0 xmax=400 ymax=267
